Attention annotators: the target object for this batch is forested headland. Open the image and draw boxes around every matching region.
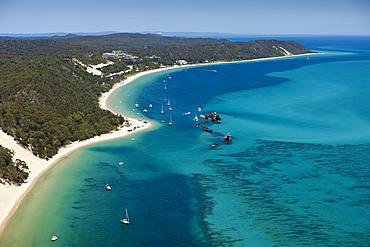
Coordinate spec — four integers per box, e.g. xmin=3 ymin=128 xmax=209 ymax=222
xmin=0 ymin=33 xmax=314 ymax=184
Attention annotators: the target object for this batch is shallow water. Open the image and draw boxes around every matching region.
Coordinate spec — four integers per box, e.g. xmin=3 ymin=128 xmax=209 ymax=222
xmin=1 ymin=36 xmax=370 ymax=246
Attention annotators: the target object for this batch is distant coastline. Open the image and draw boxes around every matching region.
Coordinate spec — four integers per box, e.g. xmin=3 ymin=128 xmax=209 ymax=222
xmin=0 ymin=51 xmax=321 ymax=234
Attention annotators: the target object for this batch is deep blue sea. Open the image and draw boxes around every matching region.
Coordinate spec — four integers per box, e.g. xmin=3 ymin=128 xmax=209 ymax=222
xmin=1 ymin=36 xmax=370 ymax=246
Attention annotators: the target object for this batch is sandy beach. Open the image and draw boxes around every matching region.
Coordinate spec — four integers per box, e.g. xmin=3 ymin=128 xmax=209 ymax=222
xmin=0 ymin=52 xmax=318 ymax=233
xmin=0 ymin=65 xmax=179 ymax=232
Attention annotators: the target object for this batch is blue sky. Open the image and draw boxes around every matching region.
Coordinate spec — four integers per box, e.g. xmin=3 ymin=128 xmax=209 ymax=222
xmin=1 ymin=0 xmax=369 ymax=35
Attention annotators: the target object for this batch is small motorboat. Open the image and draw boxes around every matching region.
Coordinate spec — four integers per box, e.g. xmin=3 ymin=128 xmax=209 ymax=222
xmin=51 ymin=234 xmax=59 ymax=241
xmin=118 ymin=162 xmax=123 ymax=165
xmin=149 ymin=104 xmax=152 ymax=108
xmin=106 ymin=184 xmax=111 ymax=190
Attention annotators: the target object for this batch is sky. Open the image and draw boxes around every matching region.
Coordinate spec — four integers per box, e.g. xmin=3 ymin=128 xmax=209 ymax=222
xmin=0 ymin=0 xmax=369 ymax=35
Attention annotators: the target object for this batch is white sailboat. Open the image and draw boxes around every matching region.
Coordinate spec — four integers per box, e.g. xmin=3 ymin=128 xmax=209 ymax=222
xmin=121 ymin=209 xmax=129 ymax=224
xmin=167 ymin=100 xmax=170 ymax=106
xmin=161 ymin=103 xmax=164 ymax=114
xmin=169 ymin=116 xmax=172 ymax=126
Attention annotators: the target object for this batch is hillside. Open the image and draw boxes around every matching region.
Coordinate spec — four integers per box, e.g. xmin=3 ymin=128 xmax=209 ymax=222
xmin=0 ymin=33 xmax=313 ymax=184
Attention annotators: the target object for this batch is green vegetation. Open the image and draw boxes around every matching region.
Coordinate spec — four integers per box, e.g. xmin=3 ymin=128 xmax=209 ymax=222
xmin=0 ymin=55 xmax=126 ymax=159
xmin=0 ymin=145 xmax=29 ymax=185
xmin=0 ymin=32 xmax=313 ymax=184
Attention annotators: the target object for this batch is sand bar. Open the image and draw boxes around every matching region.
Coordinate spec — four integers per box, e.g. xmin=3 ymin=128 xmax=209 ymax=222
xmin=0 ymin=52 xmax=319 ymax=233
xmin=0 ymin=68 xmax=172 ymax=232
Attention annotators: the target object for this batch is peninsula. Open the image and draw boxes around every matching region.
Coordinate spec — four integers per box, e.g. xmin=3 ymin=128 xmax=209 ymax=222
xmin=0 ymin=32 xmax=316 ymax=231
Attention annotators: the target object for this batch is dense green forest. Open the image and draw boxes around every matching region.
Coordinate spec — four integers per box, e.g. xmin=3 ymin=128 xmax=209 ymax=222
xmin=0 ymin=145 xmax=29 ymax=185
xmin=0 ymin=55 xmax=126 ymax=160
xmin=0 ymin=32 xmax=313 ymax=184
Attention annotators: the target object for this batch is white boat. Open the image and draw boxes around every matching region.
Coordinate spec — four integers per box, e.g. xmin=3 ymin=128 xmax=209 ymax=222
xmin=161 ymin=104 xmax=164 ymax=114
xmin=121 ymin=209 xmax=130 ymax=224
xmin=169 ymin=107 xmax=172 ymax=111
xmin=106 ymin=184 xmax=111 ymax=190
xmin=135 ymin=103 xmax=139 ymax=108
xmin=169 ymin=116 xmax=172 ymax=126
xmin=194 ymin=114 xmax=198 ymax=121
xmin=143 ymin=109 xmax=148 ymax=113
xmin=118 ymin=162 xmax=123 ymax=165
xmin=167 ymin=100 xmax=170 ymax=106
xmin=51 ymin=234 xmax=59 ymax=241
xmin=149 ymin=104 xmax=152 ymax=108
xmin=198 ymin=108 xmax=201 ymax=112
xmin=164 ymin=83 xmax=167 ymax=90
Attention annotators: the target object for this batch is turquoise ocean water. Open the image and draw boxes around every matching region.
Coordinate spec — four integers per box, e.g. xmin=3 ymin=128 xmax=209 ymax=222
xmin=1 ymin=36 xmax=370 ymax=246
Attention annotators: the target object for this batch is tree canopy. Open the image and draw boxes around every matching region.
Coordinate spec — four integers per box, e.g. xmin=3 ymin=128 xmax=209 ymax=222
xmin=0 ymin=32 xmax=313 ymax=184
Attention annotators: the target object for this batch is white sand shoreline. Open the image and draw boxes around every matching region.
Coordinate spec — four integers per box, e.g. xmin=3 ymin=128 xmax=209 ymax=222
xmin=0 ymin=52 xmax=318 ymax=233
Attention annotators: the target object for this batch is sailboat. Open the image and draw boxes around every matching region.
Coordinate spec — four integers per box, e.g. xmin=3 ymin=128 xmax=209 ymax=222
xmin=162 ymin=116 xmax=165 ymax=123
xmin=167 ymin=100 xmax=170 ymax=106
xmin=161 ymin=103 xmax=164 ymax=114
xmin=121 ymin=209 xmax=129 ymax=224
xmin=164 ymin=83 xmax=167 ymax=90
xmin=169 ymin=116 xmax=172 ymax=126
xmin=194 ymin=114 xmax=198 ymax=122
